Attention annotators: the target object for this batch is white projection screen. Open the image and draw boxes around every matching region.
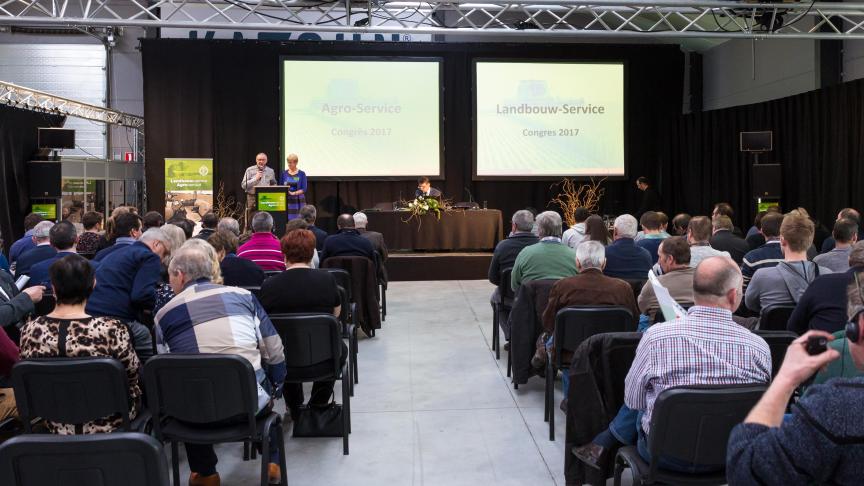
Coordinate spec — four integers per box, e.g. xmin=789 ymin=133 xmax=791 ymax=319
xmin=281 ymin=58 xmax=442 ymax=178
xmin=474 ymin=61 xmax=626 ymax=179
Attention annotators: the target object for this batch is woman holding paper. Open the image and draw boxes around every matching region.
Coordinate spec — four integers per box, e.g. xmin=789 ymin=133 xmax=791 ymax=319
xmin=281 ymin=153 xmax=308 ymax=222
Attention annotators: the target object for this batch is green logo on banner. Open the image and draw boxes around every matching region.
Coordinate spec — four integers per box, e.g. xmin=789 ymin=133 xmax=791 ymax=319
xmin=165 ymin=158 xmax=213 ymax=192
xmin=258 ymin=192 xmax=286 ymax=211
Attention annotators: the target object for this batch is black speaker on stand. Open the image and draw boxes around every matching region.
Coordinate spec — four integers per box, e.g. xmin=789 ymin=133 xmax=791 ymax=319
xmin=742 ymin=130 xmax=780 ymax=212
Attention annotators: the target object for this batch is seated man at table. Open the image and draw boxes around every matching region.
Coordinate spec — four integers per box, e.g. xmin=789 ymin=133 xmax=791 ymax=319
xmin=415 ymin=176 xmax=442 ymax=198
xmin=321 ymin=214 xmax=376 ymax=263
xmin=511 ymin=211 xmax=577 ymax=290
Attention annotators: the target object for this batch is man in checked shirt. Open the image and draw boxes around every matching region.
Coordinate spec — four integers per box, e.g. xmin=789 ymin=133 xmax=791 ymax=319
xmin=573 ymin=256 xmax=772 ymax=473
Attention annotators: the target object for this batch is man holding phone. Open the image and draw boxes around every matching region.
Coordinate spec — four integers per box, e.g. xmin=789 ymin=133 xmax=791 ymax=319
xmin=727 ymin=269 xmax=864 ymax=484
xmin=241 ymin=152 xmax=277 ymax=212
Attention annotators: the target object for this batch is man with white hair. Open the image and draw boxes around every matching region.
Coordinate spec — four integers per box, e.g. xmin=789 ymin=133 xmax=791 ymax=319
xmin=217 ymin=217 xmax=240 ymax=237
xmin=353 ymin=211 xmax=388 ymax=263
xmin=155 ymin=244 xmax=287 ymax=485
xmin=86 ymin=227 xmax=171 ymax=361
xmin=510 ymin=211 xmax=577 ymax=290
xmin=13 ymin=221 xmax=56 ymax=277
xmin=573 ymin=256 xmax=771 ymax=472
xmin=603 ymin=214 xmax=653 ymax=280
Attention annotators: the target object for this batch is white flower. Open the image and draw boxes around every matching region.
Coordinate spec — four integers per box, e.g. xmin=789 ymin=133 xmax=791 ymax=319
xmin=422 ymin=205 xmax=429 ymax=210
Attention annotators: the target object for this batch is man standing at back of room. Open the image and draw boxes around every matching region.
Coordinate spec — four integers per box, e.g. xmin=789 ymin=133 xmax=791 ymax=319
xmin=634 ymin=177 xmax=661 ymax=220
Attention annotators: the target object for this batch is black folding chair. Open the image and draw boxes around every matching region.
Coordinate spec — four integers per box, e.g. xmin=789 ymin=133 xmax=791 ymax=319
xmin=759 ymin=305 xmax=796 ymax=331
xmin=547 ymin=306 xmax=635 ymax=441
xmin=240 ymin=285 xmax=262 ymax=301
xmin=143 ymin=354 xmax=287 ymax=486
xmin=622 ymin=279 xmax=648 ymax=301
xmin=613 ymin=384 xmax=767 ymax=486
xmin=323 ymin=267 xmax=359 ymax=387
xmin=12 ymin=357 xmax=150 ymax=434
xmin=0 ymin=432 xmax=169 ymax=486
xmin=753 ymin=330 xmax=798 ymax=378
xmin=491 ymin=267 xmax=514 ymax=362
xmin=269 ymin=313 xmax=351 ymax=455
xmin=263 ymin=270 xmax=282 ymax=280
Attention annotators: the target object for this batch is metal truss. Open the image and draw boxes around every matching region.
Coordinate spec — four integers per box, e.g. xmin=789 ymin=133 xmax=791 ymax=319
xmin=0 ymin=80 xmax=145 ymax=130
xmin=0 ymin=1 xmax=862 ymax=39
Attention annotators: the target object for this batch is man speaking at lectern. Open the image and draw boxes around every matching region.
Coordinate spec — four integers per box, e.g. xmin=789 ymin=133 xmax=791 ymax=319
xmin=415 ymin=176 xmax=442 ymax=198
xmin=241 ymin=152 xmax=277 ymax=210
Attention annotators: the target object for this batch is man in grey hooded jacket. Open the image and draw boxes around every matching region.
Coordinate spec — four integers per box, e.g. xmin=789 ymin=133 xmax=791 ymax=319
xmin=745 ymin=211 xmax=832 ymax=314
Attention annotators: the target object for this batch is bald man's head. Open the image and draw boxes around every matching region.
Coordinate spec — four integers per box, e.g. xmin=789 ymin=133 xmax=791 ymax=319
xmin=336 ymin=214 xmax=355 ymax=229
xmin=693 ymin=256 xmax=743 ymax=310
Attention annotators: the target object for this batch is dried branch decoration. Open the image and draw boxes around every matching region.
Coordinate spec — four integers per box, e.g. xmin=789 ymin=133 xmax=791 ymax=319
xmin=213 ymin=181 xmax=243 ymax=221
xmin=548 ymin=177 xmax=606 ymax=227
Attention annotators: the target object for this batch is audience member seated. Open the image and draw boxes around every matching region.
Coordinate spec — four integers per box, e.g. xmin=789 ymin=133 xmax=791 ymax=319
xmin=155 ymin=245 xmax=286 ymax=485
xmin=86 ymin=228 xmax=170 ymax=362
xmin=217 ymin=216 xmax=240 ymax=237
xmin=0 ymin=232 xmax=7 ymax=273
xmin=635 ymin=212 xmax=670 ymax=243
xmin=285 ymin=219 xmax=320 ymax=268
xmin=712 ymin=202 xmax=743 ymax=236
xmin=299 ymin=205 xmax=328 ymax=251
xmin=237 ymin=212 xmax=286 ymax=272
xmin=745 ymin=211 xmax=832 ymax=315
xmin=787 ymin=242 xmax=864 ymax=335
xmin=208 ymin=230 xmax=265 ymax=287
xmin=9 ymin=213 xmax=43 ymax=266
xmin=573 ymin=256 xmax=771 ymax=472
xmin=14 ymin=221 xmax=56 ymax=277
xmin=489 ymin=210 xmax=538 ymax=287
xmin=711 ymin=215 xmax=749 ymax=265
xmin=28 ymin=221 xmax=98 ymax=290
xmin=76 ymin=211 xmax=104 ymax=257
xmin=820 ymin=207 xmax=864 ymax=252
xmin=746 ymin=207 xmax=780 ymax=250
xmin=637 ymin=237 xmax=695 ymax=323
xmin=584 ymin=215 xmax=611 ymax=246
xmin=93 ymin=212 xmax=142 ymax=262
xmin=814 ymin=218 xmax=858 ymax=273
xmin=562 ymin=208 xmax=590 ymax=248
xmin=603 ymin=214 xmax=652 ymax=280
xmin=170 ymin=218 xmax=194 ymax=240
xmin=510 ymin=211 xmax=577 ymax=290
xmin=94 ymin=206 xmax=130 ymax=254
xmin=726 ymin=279 xmax=864 ymax=484
xmin=353 ymin=211 xmax=388 ymax=262
xmin=635 ymin=211 xmax=666 ymax=264
xmin=686 ymin=216 xmax=730 ymax=268
xmin=141 ymin=211 xmax=164 ymax=232
xmin=670 ymin=213 xmax=690 ymax=237
xmin=19 ymin=254 xmax=142 ymax=433
xmin=321 ymin=214 xmax=376 ymax=263
xmin=257 ymin=229 xmax=347 ymax=421
xmin=807 ymin=329 xmax=864 ymax=388
xmin=0 ymin=325 xmax=18 ymax=421
xmin=153 ymin=224 xmax=186 ymax=313
xmin=194 ymin=212 xmax=218 ymax=240
xmin=741 ymin=211 xmax=784 ymax=292
xmin=0 ymin=267 xmax=43 ymax=342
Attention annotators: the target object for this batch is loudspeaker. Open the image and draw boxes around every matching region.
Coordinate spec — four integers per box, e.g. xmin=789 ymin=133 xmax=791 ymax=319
xmin=28 ymin=161 xmax=62 ymax=198
xmin=752 ymin=164 xmax=781 ymax=199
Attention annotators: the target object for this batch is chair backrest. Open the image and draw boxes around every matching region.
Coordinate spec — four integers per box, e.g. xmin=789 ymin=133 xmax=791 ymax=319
xmin=12 ymin=357 xmax=132 ymax=433
xmin=269 ymin=313 xmax=342 ymax=380
xmin=143 ymin=354 xmax=258 ymax=438
xmin=647 ymin=384 xmax=767 ymax=478
xmin=499 ymin=267 xmax=515 ymax=301
xmin=753 ymin=330 xmax=797 ymax=377
xmin=264 ymin=270 xmax=282 ymax=280
xmin=0 ymin=432 xmax=169 ymax=486
xmin=239 ymin=285 xmax=262 ymax=300
xmin=622 ymin=278 xmax=647 ymax=300
xmin=323 ymin=268 xmax=353 ymax=302
xmin=553 ymin=306 xmax=634 ymax=368
xmin=759 ymin=306 xmax=796 ymax=331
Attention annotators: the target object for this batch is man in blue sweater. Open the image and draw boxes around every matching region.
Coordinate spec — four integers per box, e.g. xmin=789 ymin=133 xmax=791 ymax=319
xmin=604 ymin=214 xmax=652 ymax=280
xmin=28 ymin=221 xmax=99 ymax=290
xmin=727 ymin=270 xmax=864 ymax=484
xmin=86 ymin=227 xmax=170 ymax=362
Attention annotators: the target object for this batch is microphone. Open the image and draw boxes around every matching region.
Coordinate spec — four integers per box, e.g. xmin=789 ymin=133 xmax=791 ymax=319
xmin=464 ymin=186 xmax=475 ymax=203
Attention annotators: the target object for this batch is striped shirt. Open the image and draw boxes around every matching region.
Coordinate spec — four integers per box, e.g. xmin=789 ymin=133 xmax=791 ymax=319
xmin=741 ymin=240 xmax=784 ymax=290
xmin=237 ymin=232 xmax=286 ymax=271
xmin=155 ymin=280 xmax=287 ymax=410
xmin=624 ymin=306 xmax=771 ymax=434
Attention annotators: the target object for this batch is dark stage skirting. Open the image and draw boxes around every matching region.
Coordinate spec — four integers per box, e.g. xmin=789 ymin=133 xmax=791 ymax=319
xmin=386 ymin=253 xmax=493 ymax=281
xmin=366 ymin=209 xmax=503 ymax=251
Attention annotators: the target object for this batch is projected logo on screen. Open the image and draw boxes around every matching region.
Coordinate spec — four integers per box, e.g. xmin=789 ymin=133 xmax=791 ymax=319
xmin=475 ymin=62 xmax=625 ymax=178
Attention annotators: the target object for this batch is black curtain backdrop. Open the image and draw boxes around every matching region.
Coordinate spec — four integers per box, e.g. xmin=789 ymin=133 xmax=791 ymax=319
xmin=142 ymin=39 xmax=684 ymax=232
xmin=657 ymin=77 xmax=864 ymax=231
xmin=0 ymin=105 xmax=65 ymax=250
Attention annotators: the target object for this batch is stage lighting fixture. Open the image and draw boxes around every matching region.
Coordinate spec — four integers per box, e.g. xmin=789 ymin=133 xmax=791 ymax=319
xmin=757 ymin=10 xmax=784 ymax=31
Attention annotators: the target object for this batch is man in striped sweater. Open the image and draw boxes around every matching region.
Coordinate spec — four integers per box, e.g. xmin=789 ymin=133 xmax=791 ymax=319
xmin=741 ymin=211 xmax=784 ymax=292
xmin=237 ymin=212 xmax=286 ymax=272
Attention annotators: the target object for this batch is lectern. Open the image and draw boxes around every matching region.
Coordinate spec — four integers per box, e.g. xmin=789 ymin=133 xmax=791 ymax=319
xmin=255 ymin=186 xmax=289 ymax=237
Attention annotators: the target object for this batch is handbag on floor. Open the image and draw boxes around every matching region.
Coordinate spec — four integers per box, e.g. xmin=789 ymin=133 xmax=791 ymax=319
xmin=293 ymin=392 xmax=344 ymax=437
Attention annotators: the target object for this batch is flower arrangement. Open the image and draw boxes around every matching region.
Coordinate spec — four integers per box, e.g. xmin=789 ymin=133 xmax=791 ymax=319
xmin=407 ymin=195 xmax=443 ymax=219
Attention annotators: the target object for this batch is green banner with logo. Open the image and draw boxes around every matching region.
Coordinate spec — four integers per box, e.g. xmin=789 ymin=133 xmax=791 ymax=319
xmin=258 ymin=191 xmax=286 ymax=211
xmin=165 ymin=158 xmax=213 ymax=192
xmin=62 ymin=178 xmax=97 ymax=194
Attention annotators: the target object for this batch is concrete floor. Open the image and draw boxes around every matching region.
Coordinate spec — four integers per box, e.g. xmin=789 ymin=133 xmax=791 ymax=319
xmin=173 ymin=280 xmax=581 ymax=485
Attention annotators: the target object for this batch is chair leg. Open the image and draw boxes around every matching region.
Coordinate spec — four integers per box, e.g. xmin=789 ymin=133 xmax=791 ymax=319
xmin=549 ymin=372 xmax=556 ymax=441
xmin=260 ymin=436 xmax=270 ymax=486
xmin=352 ymin=327 xmax=359 ymax=385
xmin=171 ymin=441 xmax=180 ymax=486
xmin=381 ymin=284 xmax=387 ymax=321
xmin=544 ymin=359 xmax=552 ymax=422
xmin=243 ymin=440 xmax=250 ymax=461
xmin=506 ymin=346 xmax=512 ymax=377
xmin=613 ymin=452 xmax=625 ymax=486
xmin=277 ymin=425 xmax=288 ymax=485
xmin=490 ymin=303 xmax=498 ymax=353
xmin=342 ymin=373 xmax=350 ymax=455
xmin=494 ymin=306 xmax=501 ymax=360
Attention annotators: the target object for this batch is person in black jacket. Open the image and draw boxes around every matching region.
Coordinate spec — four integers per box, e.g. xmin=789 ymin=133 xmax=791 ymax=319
xmin=710 ymin=215 xmax=750 ymax=265
xmin=489 ymin=210 xmax=539 ymax=344
xmin=321 ymin=214 xmax=376 ymax=262
xmin=14 ymin=221 xmax=57 ymax=277
xmin=299 ymin=205 xmax=328 ymax=252
xmin=634 ymin=177 xmax=661 ymax=220
xmin=207 ymin=230 xmax=265 ymax=288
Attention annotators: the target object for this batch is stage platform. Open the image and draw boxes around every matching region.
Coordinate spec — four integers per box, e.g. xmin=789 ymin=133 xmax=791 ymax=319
xmin=385 ymin=252 xmax=493 ymax=281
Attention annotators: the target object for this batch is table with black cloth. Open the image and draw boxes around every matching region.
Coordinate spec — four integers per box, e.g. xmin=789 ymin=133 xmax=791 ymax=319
xmin=365 ymin=209 xmax=504 ymax=251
